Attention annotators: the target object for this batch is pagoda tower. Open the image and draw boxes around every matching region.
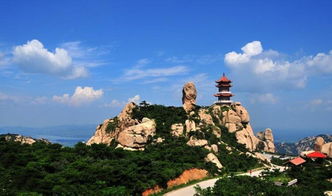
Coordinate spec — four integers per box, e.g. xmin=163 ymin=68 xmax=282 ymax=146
xmin=214 ymin=73 xmax=233 ymax=105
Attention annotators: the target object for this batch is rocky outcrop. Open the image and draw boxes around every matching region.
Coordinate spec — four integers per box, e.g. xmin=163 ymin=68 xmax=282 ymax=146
xmin=321 ymin=142 xmax=332 ymax=158
xmin=187 ymin=137 xmax=208 ymax=147
xmin=87 ymin=102 xmax=156 ymax=150
xmin=208 ymin=102 xmax=275 ymax=153
xmin=314 ymin=136 xmax=325 ymax=151
xmin=117 ymin=117 xmax=156 ymax=149
xmin=171 ymin=123 xmax=184 ymax=137
xmin=88 ymin=82 xmax=275 ymax=153
xmin=314 ymin=137 xmax=332 ymax=158
xmin=1 ymin=134 xmax=50 ymax=145
xmin=182 ymin=82 xmax=197 ymax=113
xmin=205 ymin=153 xmax=223 ymax=169
xmin=256 ymin=128 xmax=276 ymax=153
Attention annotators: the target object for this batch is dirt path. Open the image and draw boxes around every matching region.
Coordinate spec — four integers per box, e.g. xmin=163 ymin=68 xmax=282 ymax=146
xmin=164 ymin=166 xmax=285 ymax=196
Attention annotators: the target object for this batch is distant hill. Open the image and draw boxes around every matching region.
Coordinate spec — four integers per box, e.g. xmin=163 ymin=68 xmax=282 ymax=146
xmin=0 ymin=133 xmax=50 ymax=144
xmin=275 ymin=134 xmax=332 ymax=155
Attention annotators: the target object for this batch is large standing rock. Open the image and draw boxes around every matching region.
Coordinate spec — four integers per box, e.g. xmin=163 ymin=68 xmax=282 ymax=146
xmin=256 ymin=128 xmax=276 ymax=153
xmin=182 ymin=82 xmax=197 ymax=113
xmin=321 ymin=142 xmax=332 ymax=158
xmin=117 ymin=117 xmax=156 ymax=149
xmin=314 ymin=136 xmax=325 ymax=151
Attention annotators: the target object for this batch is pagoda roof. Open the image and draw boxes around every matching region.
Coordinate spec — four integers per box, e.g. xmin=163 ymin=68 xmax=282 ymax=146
xmin=306 ymin=151 xmax=327 ymax=158
xmin=289 ymin=157 xmax=306 ymax=166
xmin=216 ymin=73 xmax=231 ymax=83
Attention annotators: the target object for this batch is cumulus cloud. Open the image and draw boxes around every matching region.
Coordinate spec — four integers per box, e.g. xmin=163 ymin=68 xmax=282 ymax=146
xmin=225 ymin=41 xmax=262 ymax=65
xmin=13 ymin=40 xmax=88 ymax=79
xmin=224 ymin=41 xmax=332 ymax=91
xmin=123 ymin=65 xmax=188 ymax=81
xmin=53 ymin=86 xmax=103 ymax=106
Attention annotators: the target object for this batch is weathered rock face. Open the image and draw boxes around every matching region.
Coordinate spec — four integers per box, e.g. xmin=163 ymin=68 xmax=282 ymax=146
xmin=117 ymin=118 xmax=156 ymax=149
xmin=210 ymin=102 xmax=275 ymax=152
xmin=87 ymin=102 xmax=156 ymax=150
xmin=321 ymin=142 xmax=332 ymax=158
xmin=171 ymin=123 xmax=184 ymax=137
xmin=182 ymin=82 xmax=197 ymax=113
xmin=256 ymin=128 xmax=276 ymax=153
xmin=205 ymin=153 xmax=223 ymax=169
xmin=311 ymin=137 xmax=332 ymax=158
xmin=314 ymin=136 xmax=325 ymax=151
xmin=187 ymin=137 xmax=208 ymax=147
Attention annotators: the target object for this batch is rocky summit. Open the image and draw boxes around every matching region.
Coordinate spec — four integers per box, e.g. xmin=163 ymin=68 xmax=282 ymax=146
xmin=87 ymin=82 xmax=276 ymax=167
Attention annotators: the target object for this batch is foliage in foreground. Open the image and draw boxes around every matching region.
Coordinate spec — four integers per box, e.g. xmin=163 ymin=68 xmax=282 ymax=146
xmin=0 ymin=138 xmax=211 ymax=195
xmin=195 ymin=160 xmax=332 ymax=196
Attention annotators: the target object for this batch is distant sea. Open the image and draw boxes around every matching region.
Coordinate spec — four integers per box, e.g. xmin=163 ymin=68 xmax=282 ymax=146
xmin=0 ymin=124 xmax=97 ymax=146
xmin=0 ymin=125 xmax=331 ymax=146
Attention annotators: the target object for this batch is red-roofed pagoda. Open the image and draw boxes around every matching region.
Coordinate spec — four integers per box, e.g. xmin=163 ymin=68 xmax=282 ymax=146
xmin=214 ymin=73 xmax=233 ymax=105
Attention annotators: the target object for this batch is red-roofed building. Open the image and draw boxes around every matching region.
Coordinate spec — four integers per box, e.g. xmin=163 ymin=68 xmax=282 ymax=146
xmin=214 ymin=73 xmax=233 ymax=105
xmin=289 ymin=157 xmax=306 ymax=166
xmin=306 ymin=151 xmax=327 ymax=159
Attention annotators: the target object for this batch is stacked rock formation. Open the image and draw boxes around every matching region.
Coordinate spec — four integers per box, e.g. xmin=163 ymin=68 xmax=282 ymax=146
xmin=314 ymin=136 xmax=332 ymax=158
xmin=182 ymin=82 xmax=197 ymax=113
xmin=256 ymin=128 xmax=276 ymax=153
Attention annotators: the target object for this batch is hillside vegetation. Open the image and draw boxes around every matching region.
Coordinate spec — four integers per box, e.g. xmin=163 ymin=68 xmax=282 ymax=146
xmin=0 ymin=103 xmax=262 ymax=195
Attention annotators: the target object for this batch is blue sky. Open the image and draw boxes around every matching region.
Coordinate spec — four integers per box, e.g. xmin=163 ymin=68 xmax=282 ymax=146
xmin=0 ymin=0 xmax=332 ymax=138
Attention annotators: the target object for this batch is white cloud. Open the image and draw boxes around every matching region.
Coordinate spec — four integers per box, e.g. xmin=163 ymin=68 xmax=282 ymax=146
xmin=225 ymin=41 xmax=262 ymax=65
xmin=13 ymin=40 xmax=88 ymax=79
xmin=53 ymin=86 xmax=103 ymax=106
xmin=250 ymin=93 xmax=278 ymax=104
xmin=123 ymin=65 xmax=188 ymax=81
xmin=224 ymin=41 xmax=332 ymax=92
xmin=128 ymin=95 xmax=140 ymax=104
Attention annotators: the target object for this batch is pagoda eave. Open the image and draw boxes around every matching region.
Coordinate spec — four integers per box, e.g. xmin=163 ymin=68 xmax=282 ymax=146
xmin=214 ymin=93 xmax=233 ymax=97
